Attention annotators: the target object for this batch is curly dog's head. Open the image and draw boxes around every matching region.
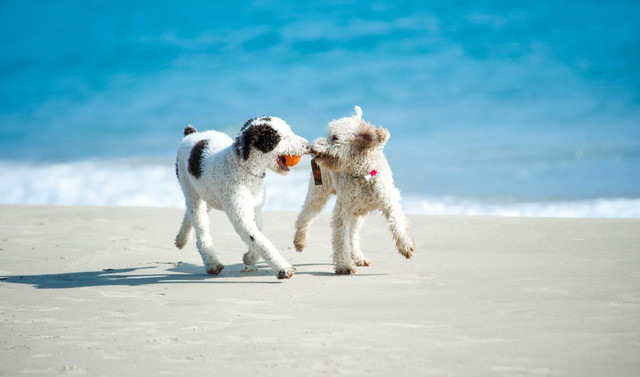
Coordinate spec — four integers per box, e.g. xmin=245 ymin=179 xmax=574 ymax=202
xmin=311 ymin=106 xmax=390 ymax=173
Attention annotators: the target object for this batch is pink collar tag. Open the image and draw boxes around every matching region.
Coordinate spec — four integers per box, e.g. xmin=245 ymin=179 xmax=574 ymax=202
xmin=364 ymin=169 xmax=378 ymax=181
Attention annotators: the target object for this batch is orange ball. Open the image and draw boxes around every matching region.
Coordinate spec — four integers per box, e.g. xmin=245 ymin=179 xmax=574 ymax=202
xmin=283 ymin=155 xmax=301 ymax=167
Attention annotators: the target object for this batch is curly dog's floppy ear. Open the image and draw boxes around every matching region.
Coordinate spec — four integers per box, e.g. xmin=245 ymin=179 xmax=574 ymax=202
xmin=238 ymin=124 xmax=282 ymax=160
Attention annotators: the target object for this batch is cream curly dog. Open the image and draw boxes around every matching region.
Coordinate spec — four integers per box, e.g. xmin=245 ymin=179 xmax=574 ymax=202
xmin=294 ymin=106 xmax=415 ymax=274
xmin=175 ymin=117 xmax=310 ymax=279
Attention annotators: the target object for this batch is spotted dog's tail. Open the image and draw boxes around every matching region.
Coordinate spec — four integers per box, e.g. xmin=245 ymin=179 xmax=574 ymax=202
xmin=354 ymin=105 xmax=363 ymax=120
xmin=184 ymin=125 xmax=197 ymax=136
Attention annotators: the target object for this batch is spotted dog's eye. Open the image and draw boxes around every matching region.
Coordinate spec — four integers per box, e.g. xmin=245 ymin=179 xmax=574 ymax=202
xmin=331 ymin=135 xmax=339 ymax=143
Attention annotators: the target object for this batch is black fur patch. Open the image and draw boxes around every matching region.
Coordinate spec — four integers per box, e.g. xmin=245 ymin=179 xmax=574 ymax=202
xmin=238 ymin=124 xmax=281 ymax=160
xmin=240 ymin=116 xmax=272 ymax=133
xmin=184 ymin=125 xmax=197 ymax=136
xmin=188 ymin=139 xmax=208 ymax=178
xmin=241 ymin=118 xmax=256 ymax=133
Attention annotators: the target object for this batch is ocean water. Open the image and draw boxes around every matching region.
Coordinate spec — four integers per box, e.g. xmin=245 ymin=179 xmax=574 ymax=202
xmin=1 ymin=1 xmax=639 ymax=217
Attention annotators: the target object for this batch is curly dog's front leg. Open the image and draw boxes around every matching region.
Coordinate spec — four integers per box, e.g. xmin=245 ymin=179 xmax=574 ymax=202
xmin=332 ymin=205 xmax=357 ymax=275
xmin=382 ymin=200 xmax=415 ymax=259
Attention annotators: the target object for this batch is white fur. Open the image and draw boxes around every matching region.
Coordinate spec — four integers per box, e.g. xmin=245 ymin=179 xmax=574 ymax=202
xmin=175 ymin=117 xmax=309 ymax=279
xmin=294 ymin=106 xmax=415 ymax=274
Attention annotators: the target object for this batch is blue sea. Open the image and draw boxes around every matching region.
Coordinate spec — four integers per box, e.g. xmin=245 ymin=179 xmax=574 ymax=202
xmin=1 ymin=1 xmax=639 ymax=217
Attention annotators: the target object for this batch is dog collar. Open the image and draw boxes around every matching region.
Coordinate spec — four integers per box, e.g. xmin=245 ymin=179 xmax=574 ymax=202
xmin=233 ymin=150 xmax=266 ymax=179
xmin=244 ymin=168 xmax=266 ymax=179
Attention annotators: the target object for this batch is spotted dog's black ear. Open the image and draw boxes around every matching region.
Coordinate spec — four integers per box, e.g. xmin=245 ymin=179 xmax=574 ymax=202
xmin=239 ymin=124 xmax=281 ymax=160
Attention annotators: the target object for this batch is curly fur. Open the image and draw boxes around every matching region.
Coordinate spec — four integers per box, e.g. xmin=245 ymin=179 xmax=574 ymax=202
xmin=175 ymin=117 xmax=310 ymax=279
xmin=294 ymin=105 xmax=415 ymax=274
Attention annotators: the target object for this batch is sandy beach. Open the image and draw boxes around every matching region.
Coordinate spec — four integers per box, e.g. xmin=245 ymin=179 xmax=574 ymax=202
xmin=1 ymin=204 xmax=639 ymax=376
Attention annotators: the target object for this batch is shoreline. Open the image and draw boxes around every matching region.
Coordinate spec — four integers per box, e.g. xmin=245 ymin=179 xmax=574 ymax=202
xmin=1 ymin=205 xmax=639 ymax=376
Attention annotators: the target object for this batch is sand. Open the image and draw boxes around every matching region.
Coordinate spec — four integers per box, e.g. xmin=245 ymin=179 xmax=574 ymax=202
xmin=1 ymin=204 xmax=639 ymax=376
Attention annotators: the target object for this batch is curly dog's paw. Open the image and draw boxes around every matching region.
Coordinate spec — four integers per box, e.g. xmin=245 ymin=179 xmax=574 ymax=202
xmin=398 ymin=238 xmax=415 ymax=259
xmin=354 ymin=259 xmax=370 ymax=267
xmin=293 ymin=231 xmax=307 ymax=252
xmin=335 ymin=265 xmax=357 ymax=275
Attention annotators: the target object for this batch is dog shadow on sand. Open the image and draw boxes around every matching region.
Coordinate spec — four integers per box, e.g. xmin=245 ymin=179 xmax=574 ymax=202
xmin=0 ymin=261 xmax=374 ymax=289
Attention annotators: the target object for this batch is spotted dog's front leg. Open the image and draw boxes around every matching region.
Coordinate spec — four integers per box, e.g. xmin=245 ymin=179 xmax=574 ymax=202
xmin=242 ymin=206 xmax=263 ymax=266
xmin=224 ymin=195 xmax=294 ymax=279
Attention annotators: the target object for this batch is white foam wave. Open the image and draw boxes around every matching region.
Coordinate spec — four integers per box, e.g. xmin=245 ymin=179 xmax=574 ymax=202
xmin=403 ymin=196 xmax=640 ymax=219
xmin=1 ymin=160 xmax=639 ymax=218
xmin=0 ymin=159 xmax=314 ymax=211
xmin=0 ymin=160 xmax=185 ymax=208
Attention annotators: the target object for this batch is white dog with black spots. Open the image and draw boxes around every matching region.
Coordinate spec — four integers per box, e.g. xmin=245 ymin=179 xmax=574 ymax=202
xmin=175 ymin=116 xmax=310 ymax=279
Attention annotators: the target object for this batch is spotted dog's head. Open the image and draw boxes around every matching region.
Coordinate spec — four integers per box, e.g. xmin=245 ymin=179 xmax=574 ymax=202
xmin=235 ymin=116 xmax=310 ymax=175
xmin=311 ymin=106 xmax=390 ymax=173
